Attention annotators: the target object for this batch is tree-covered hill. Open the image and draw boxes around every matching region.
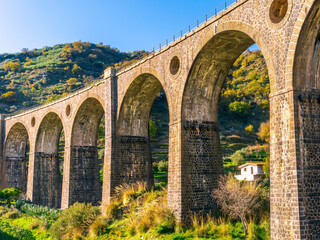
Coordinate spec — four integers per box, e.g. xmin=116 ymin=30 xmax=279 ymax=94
xmin=0 ymin=42 xmax=144 ymax=113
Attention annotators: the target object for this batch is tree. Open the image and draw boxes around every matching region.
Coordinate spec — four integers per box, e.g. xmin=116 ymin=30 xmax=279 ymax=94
xmin=231 ymin=148 xmax=247 ymax=165
xmin=149 ymin=119 xmax=158 ymax=138
xmin=0 ymin=91 xmax=17 ymax=103
xmin=245 ymin=124 xmax=254 ymax=136
xmin=67 ymin=78 xmax=77 ymax=85
xmin=229 ymin=101 xmax=251 ymax=116
xmin=212 ymin=174 xmax=263 ymax=235
xmin=263 ymin=156 xmax=270 ymax=178
xmin=21 ymin=48 xmax=29 ymax=54
xmin=258 ymin=121 xmax=270 ymax=143
xmin=72 ymin=64 xmax=81 ymax=74
xmin=3 ymin=62 xmax=21 ymax=73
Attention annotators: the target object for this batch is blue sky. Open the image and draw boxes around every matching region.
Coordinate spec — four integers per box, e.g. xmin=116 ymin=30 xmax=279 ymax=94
xmin=0 ymin=0 xmax=257 ymax=54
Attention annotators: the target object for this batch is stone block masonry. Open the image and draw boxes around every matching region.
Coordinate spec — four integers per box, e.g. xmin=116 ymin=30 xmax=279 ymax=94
xmin=1 ymin=0 xmax=319 ymax=239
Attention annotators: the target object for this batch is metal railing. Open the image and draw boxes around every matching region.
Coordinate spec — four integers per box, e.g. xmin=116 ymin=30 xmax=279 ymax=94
xmin=5 ymin=0 xmax=242 ymax=118
xmin=115 ymin=0 xmax=241 ymax=72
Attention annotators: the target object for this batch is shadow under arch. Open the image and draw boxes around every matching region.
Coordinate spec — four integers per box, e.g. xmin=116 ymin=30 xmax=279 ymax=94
xmin=2 ymin=122 xmax=29 ymax=190
xmin=180 ymin=29 xmax=270 ymax=219
xmin=69 ymin=97 xmax=105 ymax=205
xmin=293 ymin=0 xmax=320 ymax=89
xmin=33 ymin=112 xmax=64 ymax=208
xmin=117 ymin=73 xmax=170 ymax=188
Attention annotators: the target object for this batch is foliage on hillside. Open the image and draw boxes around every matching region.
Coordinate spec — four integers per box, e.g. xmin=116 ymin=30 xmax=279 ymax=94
xmin=0 ymin=42 xmax=145 ymax=113
xmin=220 ymin=50 xmax=270 ymax=131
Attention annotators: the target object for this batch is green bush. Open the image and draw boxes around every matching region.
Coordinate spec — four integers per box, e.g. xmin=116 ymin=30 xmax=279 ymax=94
xmin=20 ymin=203 xmax=61 ymax=223
xmin=158 ymin=160 xmax=168 ymax=172
xmin=0 ymin=91 xmax=17 ymax=103
xmin=231 ymin=148 xmax=248 ymax=165
xmin=0 ymin=188 xmax=21 ymax=205
xmin=229 ymin=101 xmax=251 ymax=116
xmin=49 ymin=202 xmax=100 ymax=239
xmin=0 ymin=220 xmax=35 ymax=239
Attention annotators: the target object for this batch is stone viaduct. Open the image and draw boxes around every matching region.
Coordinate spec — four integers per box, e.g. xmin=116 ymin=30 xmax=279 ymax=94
xmin=0 ymin=0 xmax=319 ymax=238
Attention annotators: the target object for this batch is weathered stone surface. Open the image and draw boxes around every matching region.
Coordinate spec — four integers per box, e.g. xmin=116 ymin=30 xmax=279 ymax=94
xmin=69 ymin=146 xmax=101 ymax=205
xmin=117 ymin=136 xmax=153 ymax=188
xmin=1 ymin=0 xmax=319 ymax=238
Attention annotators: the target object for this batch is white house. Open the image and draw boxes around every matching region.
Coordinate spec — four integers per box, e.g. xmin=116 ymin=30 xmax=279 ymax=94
xmin=235 ymin=162 xmax=265 ymax=181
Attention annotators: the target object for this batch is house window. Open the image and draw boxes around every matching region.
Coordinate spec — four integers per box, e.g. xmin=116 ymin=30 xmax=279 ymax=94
xmin=244 ymin=168 xmax=246 ymax=172
xmin=251 ymin=167 xmax=253 ymax=174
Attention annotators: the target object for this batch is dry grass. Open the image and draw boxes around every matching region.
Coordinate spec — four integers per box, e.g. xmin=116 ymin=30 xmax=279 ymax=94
xmin=114 ymin=181 xmax=147 ymax=205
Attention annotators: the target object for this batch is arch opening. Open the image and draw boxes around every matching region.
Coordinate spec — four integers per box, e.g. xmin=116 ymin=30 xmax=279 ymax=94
xmin=33 ymin=112 xmax=64 ymax=208
xmin=294 ymin=1 xmax=320 ymax=89
xmin=117 ymin=73 xmax=168 ymax=188
xmin=3 ymin=123 xmax=30 ymax=190
xmin=70 ymin=98 xmax=105 ymax=205
xmin=181 ymin=30 xmax=270 ymax=218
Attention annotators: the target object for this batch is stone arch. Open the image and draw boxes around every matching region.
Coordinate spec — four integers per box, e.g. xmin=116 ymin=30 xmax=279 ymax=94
xmin=117 ymin=72 xmax=170 ymax=187
xmin=118 ymin=67 xmax=173 ymax=123
xmin=285 ymin=0 xmax=314 ymax=89
xmin=180 ymin=28 xmax=271 ymax=217
xmin=293 ymin=0 xmax=320 ymax=88
xmin=33 ymin=112 xmax=64 ymax=208
xmin=69 ymin=97 xmax=105 ymax=205
xmin=182 ymin=20 xmax=276 ymax=104
xmin=2 ymin=123 xmax=29 ymax=190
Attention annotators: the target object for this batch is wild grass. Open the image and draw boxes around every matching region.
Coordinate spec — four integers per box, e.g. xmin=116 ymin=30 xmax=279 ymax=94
xmin=0 ymin=182 xmax=270 ymax=239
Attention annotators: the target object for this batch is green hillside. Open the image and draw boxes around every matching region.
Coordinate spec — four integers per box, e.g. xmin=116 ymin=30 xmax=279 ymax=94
xmin=0 ymin=42 xmax=145 ymax=113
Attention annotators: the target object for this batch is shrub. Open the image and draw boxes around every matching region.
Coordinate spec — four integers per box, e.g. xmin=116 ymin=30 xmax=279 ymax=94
xmin=0 ymin=220 xmax=35 ymax=239
xmin=231 ymin=148 xmax=247 ymax=165
xmin=49 ymin=202 xmax=100 ymax=239
xmin=72 ymin=64 xmax=81 ymax=74
xmin=128 ymin=190 xmax=175 ymax=235
xmin=66 ymin=77 xmax=77 ymax=85
xmin=263 ymin=156 xmax=270 ymax=178
xmin=3 ymin=62 xmax=21 ymax=72
xmin=229 ymin=101 xmax=251 ymax=116
xmin=0 ymin=91 xmax=17 ymax=103
xmin=0 ymin=188 xmax=21 ymax=205
xmin=158 ymin=160 xmax=168 ymax=172
xmin=258 ymin=121 xmax=270 ymax=143
xmin=245 ymin=124 xmax=254 ymax=136
xmin=212 ymin=174 xmax=264 ymax=235
xmin=115 ymin=181 xmax=147 ymax=205
xmin=20 ymin=203 xmax=61 ymax=223
xmin=149 ymin=119 xmax=158 ymax=138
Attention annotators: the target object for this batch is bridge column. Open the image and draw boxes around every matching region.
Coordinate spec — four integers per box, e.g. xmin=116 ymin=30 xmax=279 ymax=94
xmin=168 ymin=120 xmax=223 ymax=222
xmin=271 ymin=89 xmax=320 ymax=239
xmin=33 ymin=153 xmax=61 ymax=208
xmin=0 ymin=115 xmax=6 ymax=189
xmin=102 ymin=68 xmax=118 ymax=205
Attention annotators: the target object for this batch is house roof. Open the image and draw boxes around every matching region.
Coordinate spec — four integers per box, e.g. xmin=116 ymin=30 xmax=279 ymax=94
xmin=238 ymin=162 xmax=265 ymax=169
